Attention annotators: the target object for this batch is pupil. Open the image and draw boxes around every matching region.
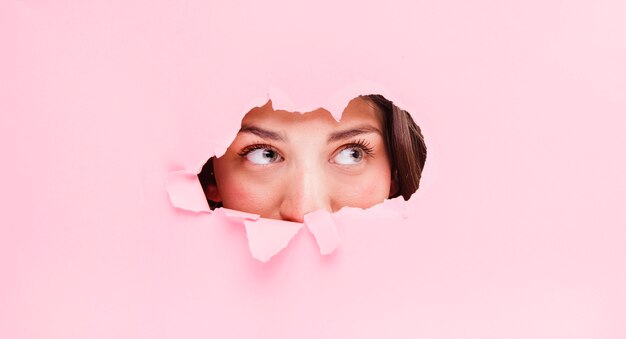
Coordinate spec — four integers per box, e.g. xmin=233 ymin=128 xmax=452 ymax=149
xmin=351 ymin=149 xmax=362 ymax=159
xmin=263 ymin=150 xmax=275 ymax=159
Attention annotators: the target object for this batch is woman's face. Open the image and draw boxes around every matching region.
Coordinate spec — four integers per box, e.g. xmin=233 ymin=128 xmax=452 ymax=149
xmin=208 ymin=98 xmax=395 ymax=222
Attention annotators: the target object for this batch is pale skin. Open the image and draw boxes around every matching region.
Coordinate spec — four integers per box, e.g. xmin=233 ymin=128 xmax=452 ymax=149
xmin=207 ymin=98 xmax=397 ymax=223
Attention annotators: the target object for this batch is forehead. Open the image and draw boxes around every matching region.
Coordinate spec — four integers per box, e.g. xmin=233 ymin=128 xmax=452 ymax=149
xmin=241 ymin=98 xmax=384 ymax=130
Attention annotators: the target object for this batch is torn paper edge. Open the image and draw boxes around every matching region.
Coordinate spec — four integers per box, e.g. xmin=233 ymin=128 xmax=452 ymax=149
xmin=165 ymin=80 xmax=416 ymax=261
xmin=269 ymin=79 xmax=398 ymax=122
xmin=167 ymin=79 xmax=410 ymax=213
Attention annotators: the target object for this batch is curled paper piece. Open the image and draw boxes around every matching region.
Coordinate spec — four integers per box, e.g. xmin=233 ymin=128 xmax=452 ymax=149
xmin=304 ymin=209 xmax=341 ymax=255
xmin=164 ymin=170 xmax=210 ymax=213
xmin=243 ymin=209 xmax=341 ymax=262
xmin=243 ymin=218 xmax=304 ymax=262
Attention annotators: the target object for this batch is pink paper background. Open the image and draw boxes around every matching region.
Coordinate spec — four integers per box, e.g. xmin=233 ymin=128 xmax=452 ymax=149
xmin=1 ymin=0 xmax=625 ymax=338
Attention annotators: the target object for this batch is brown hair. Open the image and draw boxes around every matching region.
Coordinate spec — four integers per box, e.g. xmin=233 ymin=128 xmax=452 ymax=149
xmin=362 ymin=94 xmax=427 ymax=200
xmin=198 ymin=95 xmax=427 ymax=207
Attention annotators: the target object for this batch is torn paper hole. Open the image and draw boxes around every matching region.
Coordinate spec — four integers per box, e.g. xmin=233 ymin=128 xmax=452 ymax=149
xmin=166 ymin=88 xmax=427 ymax=262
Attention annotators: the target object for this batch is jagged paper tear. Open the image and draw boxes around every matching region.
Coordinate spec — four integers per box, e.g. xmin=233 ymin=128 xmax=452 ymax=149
xmin=165 ymin=169 xmax=405 ymax=262
xmin=165 ymin=170 xmax=346 ymax=262
xmin=164 ymin=87 xmax=412 ymax=262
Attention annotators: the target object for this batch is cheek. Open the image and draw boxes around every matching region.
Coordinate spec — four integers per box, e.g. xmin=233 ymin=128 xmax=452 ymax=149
xmin=217 ymin=170 xmax=283 ymax=216
xmin=329 ymin=163 xmax=392 ymax=209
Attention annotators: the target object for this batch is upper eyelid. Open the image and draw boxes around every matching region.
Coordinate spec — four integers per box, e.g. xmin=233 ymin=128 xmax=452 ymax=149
xmin=341 ymin=139 xmax=373 ymax=150
xmin=332 ymin=140 xmax=375 ymax=158
xmin=237 ymin=143 xmax=280 ymax=157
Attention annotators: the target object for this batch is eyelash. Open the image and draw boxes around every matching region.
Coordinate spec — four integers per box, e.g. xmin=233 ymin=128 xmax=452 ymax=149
xmin=236 ymin=139 xmax=375 ymax=159
xmin=339 ymin=138 xmax=374 ymax=156
xmin=237 ymin=143 xmax=278 ymax=158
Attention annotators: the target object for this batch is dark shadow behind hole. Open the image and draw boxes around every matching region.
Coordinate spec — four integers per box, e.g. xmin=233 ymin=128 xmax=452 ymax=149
xmin=197 ymin=94 xmax=427 ymax=210
xmin=197 ymin=157 xmax=222 ymax=210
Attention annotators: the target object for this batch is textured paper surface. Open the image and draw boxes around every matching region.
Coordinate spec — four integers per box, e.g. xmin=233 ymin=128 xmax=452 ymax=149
xmin=2 ymin=0 xmax=626 ymax=338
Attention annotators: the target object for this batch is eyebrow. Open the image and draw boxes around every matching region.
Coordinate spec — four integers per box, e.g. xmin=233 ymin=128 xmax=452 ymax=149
xmin=238 ymin=124 xmax=382 ymax=143
xmin=327 ymin=126 xmax=383 ymax=142
xmin=239 ymin=124 xmax=286 ymax=141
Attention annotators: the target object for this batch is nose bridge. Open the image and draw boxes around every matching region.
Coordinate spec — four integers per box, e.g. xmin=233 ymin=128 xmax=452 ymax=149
xmin=279 ymin=161 xmax=330 ymax=223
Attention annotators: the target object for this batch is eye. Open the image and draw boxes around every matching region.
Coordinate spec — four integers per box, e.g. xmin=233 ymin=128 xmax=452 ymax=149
xmin=333 ymin=147 xmax=365 ymax=165
xmin=243 ymin=147 xmax=283 ymax=165
xmin=331 ymin=139 xmax=374 ymax=166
